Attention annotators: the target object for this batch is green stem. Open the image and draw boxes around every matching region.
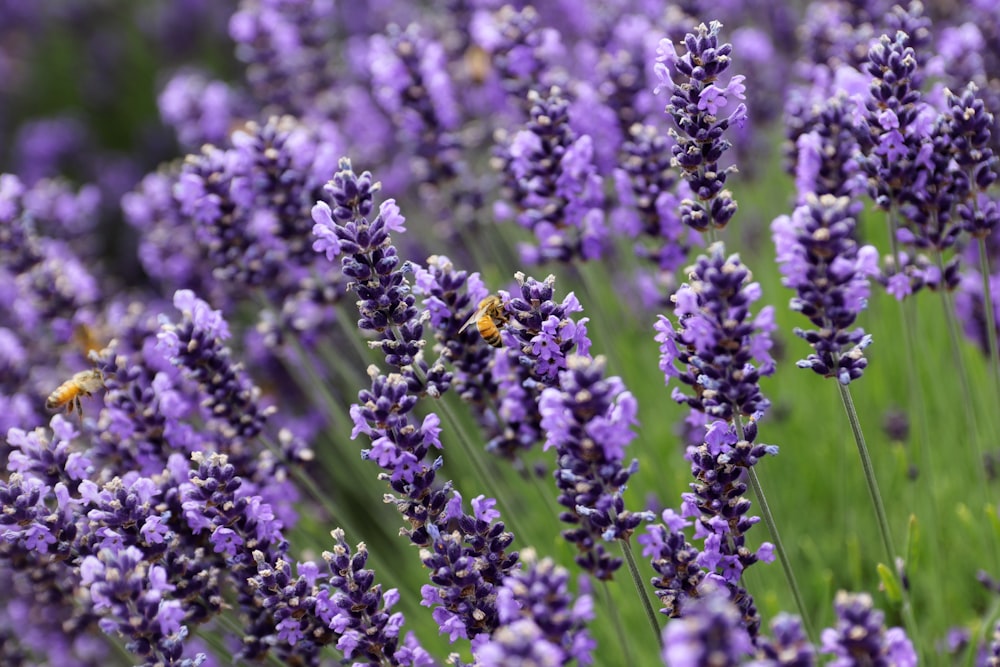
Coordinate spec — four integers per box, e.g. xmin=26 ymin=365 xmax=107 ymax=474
xmin=619 ymin=535 xmax=663 ymax=648
xmin=600 ymin=580 xmax=634 ymax=666
xmin=733 ymin=417 xmax=816 ymax=644
xmin=978 ymin=237 xmax=1000 ymax=395
xmin=835 ymin=380 xmax=921 ymax=656
xmin=934 ymin=252 xmax=980 ymax=436
xmin=432 ymin=394 xmax=532 ymax=543
xmin=896 ymin=298 xmax=937 ymax=513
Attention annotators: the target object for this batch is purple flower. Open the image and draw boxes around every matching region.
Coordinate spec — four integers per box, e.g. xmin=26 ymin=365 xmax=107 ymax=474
xmin=471 ymin=5 xmax=562 ymax=114
xmin=539 ymin=355 xmax=651 ymax=579
xmin=494 ymin=87 xmax=607 ymax=264
xmin=614 ymin=123 xmax=691 ymax=306
xmin=660 ymin=586 xmax=754 ymax=667
xmin=656 ymin=22 xmax=744 ymax=232
xmin=369 ymin=23 xmax=465 ymax=191
xmin=638 ymin=511 xmax=704 ymax=618
xmin=158 ymin=70 xmax=250 ymax=149
xmin=503 ymin=272 xmax=592 ymax=384
xmin=772 ymin=194 xmax=878 ymax=384
xmin=654 ymin=243 xmax=775 ymax=420
xmin=752 ymin=613 xmax=817 ymax=666
xmin=319 ymin=160 xmax=519 ymax=644
xmin=819 ymin=592 xmax=916 ymax=667
xmin=475 ymin=552 xmax=595 ymax=666
xmin=79 ymin=545 xmax=203 ymax=665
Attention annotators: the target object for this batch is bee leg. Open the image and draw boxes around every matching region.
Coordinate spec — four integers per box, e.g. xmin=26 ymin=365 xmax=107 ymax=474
xmin=75 ymin=396 xmax=83 ymax=419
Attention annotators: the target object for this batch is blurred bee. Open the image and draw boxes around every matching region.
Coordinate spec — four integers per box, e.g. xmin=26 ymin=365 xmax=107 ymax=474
xmin=72 ymin=322 xmax=104 ymax=356
xmin=46 ymin=368 xmax=105 ymax=417
xmin=464 ymin=44 xmax=491 ymax=85
xmin=459 ymin=294 xmax=507 ymax=347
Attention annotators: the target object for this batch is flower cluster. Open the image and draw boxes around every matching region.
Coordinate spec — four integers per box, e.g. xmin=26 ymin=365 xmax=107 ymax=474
xmin=493 ymin=87 xmax=607 ymax=264
xmin=539 ymin=355 xmax=650 ymax=580
xmin=819 ymin=592 xmax=917 ymax=666
xmin=228 ymin=0 xmax=340 ymax=119
xmin=247 ymin=527 xmax=432 ymax=666
xmin=503 ymin=272 xmax=592 ymax=384
xmin=123 ymin=115 xmax=345 ymax=343
xmin=654 ymin=21 xmax=746 ymax=233
xmin=613 ymin=123 xmax=691 ymax=306
xmin=473 ymin=551 xmax=595 ymax=666
xmin=314 ymin=159 xmax=519 ymax=645
xmin=655 ymin=243 xmax=775 ymax=421
xmin=660 ymin=586 xmax=754 ymax=666
xmin=638 ymin=509 xmax=705 ymax=618
xmin=369 ymin=23 xmax=464 ymax=190
xmin=471 ymin=5 xmax=562 ymax=115
xmin=772 ymin=194 xmax=879 ymax=384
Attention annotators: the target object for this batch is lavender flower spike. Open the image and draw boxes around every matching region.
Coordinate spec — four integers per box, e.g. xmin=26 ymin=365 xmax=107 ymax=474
xmin=474 ymin=549 xmax=596 ymax=666
xmin=772 ymin=194 xmax=880 ymax=385
xmin=539 ymin=355 xmax=652 ymax=580
xmin=660 ymin=586 xmax=754 ymax=667
xmin=654 ymin=242 xmax=776 ymax=421
xmin=655 ymin=21 xmax=746 ymax=233
xmin=819 ymin=591 xmax=916 ymax=666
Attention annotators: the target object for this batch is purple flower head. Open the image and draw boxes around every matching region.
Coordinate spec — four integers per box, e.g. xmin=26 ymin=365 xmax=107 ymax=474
xmin=539 ymin=355 xmax=652 ymax=579
xmin=411 ymin=255 xmax=496 ymax=409
xmin=369 ymin=23 xmax=465 ymax=190
xmin=327 ymin=163 xmax=519 ymax=644
xmin=244 ymin=526 xmax=429 ymax=665
xmin=313 ymin=158 xmax=444 ymax=386
xmin=753 ymin=613 xmax=817 ymax=666
xmin=80 ymin=545 xmax=203 ymax=665
xmin=656 ymin=22 xmax=743 ymax=233
xmin=228 ymin=0 xmax=339 ymax=118
xmin=661 ymin=585 xmax=754 ymax=667
xmin=158 ymin=70 xmax=250 ymax=149
xmin=503 ymin=272 xmax=592 ymax=384
xmin=478 ymin=550 xmax=595 ymax=666
xmin=494 ymin=87 xmax=607 ymax=264
xmin=946 ymin=83 xmax=1000 ymax=239
xmin=772 ymin=194 xmax=877 ymax=384
xmin=655 ymin=242 xmax=774 ymax=420
xmin=639 ymin=511 xmax=704 ymax=618
xmin=472 ymin=5 xmax=562 ymax=114
xmin=157 ymin=290 xmax=272 ymax=448
xmin=820 ymin=591 xmax=916 ymax=667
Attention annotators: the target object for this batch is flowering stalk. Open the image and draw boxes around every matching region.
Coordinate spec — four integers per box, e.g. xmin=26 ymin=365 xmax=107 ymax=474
xmin=472 ymin=550 xmax=596 ymax=666
xmin=654 ymin=21 xmax=746 ymax=236
xmin=312 ymin=158 xmax=520 ymax=646
xmin=493 ymin=86 xmax=608 ymax=265
xmin=772 ymin=194 xmax=919 ymax=647
xmin=654 ymin=242 xmax=810 ymax=640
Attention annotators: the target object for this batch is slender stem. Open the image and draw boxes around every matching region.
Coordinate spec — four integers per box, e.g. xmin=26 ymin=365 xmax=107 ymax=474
xmin=836 ymin=380 xmax=921 ymax=656
xmin=733 ymin=417 xmax=816 ymax=644
xmin=978 ymin=237 xmax=1000 ymax=393
xmin=600 ymin=580 xmax=634 ymax=666
xmin=896 ymin=298 xmax=937 ymax=512
xmin=934 ymin=252 xmax=980 ymax=433
xmin=836 ymin=382 xmax=894 ymax=562
xmin=619 ymin=535 xmax=664 ymax=648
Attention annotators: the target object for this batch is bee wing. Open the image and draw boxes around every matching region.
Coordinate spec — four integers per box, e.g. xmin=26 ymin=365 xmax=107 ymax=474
xmin=458 ymin=303 xmax=491 ymax=333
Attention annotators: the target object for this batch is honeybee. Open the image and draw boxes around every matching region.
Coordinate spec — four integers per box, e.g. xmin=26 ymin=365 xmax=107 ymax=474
xmin=46 ymin=369 xmax=105 ymax=417
xmin=459 ymin=294 xmax=508 ymax=347
xmin=463 ymin=44 xmax=491 ymax=85
xmin=72 ymin=322 xmax=103 ymax=356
